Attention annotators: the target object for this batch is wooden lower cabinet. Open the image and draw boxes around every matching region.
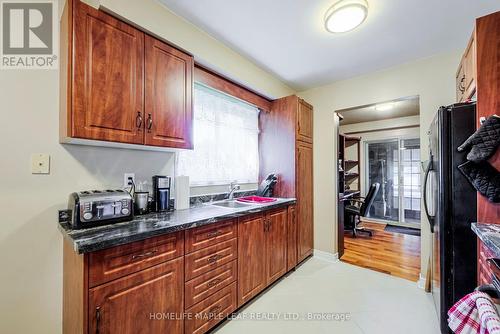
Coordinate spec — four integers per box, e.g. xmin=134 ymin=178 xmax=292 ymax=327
xmin=237 ymin=214 xmax=267 ymax=306
xmin=238 ymin=208 xmax=289 ymax=307
xmin=63 ymin=206 xmax=299 ymax=334
xmin=266 ymin=209 xmax=288 ymax=284
xmin=89 ymin=257 xmax=184 ymax=334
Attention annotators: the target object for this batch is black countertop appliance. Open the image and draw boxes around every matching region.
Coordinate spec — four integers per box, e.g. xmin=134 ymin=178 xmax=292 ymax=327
xmin=425 ymin=102 xmax=478 ymax=333
xmin=152 ymin=175 xmax=171 ymax=212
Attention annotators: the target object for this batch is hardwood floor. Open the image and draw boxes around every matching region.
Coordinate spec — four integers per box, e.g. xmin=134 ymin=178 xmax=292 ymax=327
xmin=340 ymin=222 xmax=421 ymax=282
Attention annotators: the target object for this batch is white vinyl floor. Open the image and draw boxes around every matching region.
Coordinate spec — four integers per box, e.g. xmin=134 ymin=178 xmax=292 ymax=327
xmin=214 ymin=257 xmax=440 ymax=334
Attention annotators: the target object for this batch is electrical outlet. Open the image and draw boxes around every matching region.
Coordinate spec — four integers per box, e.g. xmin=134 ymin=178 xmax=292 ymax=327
xmin=31 ymin=153 xmax=50 ymax=174
xmin=123 ymin=173 xmax=135 ymax=188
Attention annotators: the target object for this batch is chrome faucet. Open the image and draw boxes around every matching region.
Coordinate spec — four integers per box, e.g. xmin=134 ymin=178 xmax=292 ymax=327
xmin=228 ymin=182 xmax=241 ymax=200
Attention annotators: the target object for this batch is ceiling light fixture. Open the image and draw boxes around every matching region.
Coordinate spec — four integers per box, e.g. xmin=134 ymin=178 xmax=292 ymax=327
xmin=375 ymin=103 xmax=394 ymax=112
xmin=324 ymin=0 xmax=368 ymax=33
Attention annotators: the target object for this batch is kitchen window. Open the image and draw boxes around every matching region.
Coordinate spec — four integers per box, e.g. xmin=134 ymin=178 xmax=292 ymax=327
xmin=176 ymin=84 xmax=260 ymax=186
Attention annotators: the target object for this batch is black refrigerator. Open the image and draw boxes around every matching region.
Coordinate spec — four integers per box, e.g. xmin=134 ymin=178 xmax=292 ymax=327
xmin=425 ymin=102 xmax=478 ymax=334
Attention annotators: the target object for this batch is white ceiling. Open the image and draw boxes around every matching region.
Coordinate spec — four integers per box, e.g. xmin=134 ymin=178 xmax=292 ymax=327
xmin=338 ymin=96 xmax=420 ymax=125
xmin=158 ymin=0 xmax=499 ymax=91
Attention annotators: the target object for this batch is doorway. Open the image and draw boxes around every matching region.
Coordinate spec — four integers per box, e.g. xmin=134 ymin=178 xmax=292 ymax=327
xmin=335 ymin=95 xmax=422 ymax=282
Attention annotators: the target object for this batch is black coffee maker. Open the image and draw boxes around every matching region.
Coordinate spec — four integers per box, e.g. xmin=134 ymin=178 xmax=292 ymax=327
xmin=152 ymin=175 xmax=171 ymax=212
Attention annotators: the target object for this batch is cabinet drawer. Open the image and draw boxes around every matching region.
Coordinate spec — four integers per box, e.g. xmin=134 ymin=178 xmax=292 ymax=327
xmin=185 ymin=238 xmax=237 ymax=281
xmin=89 ymin=231 xmax=184 ymax=287
xmin=185 ymin=260 xmax=237 ymax=309
xmin=185 ymin=282 xmax=237 ymax=334
xmin=186 ymin=220 xmax=237 ymax=254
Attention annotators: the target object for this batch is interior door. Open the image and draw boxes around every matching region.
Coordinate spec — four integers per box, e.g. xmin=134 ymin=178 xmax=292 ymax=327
xmin=266 ymin=209 xmax=288 ymax=284
xmin=88 ymin=258 xmax=184 ymax=334
xmin=145 ymin=35 xmax=193 ymax=148
xmin=72 ymin=1 xmax=145 ymax=144
xmin=297 ymin=142 xmax=314 ymax=262
xmin=237 ymin=215 xmax=266 ymax=306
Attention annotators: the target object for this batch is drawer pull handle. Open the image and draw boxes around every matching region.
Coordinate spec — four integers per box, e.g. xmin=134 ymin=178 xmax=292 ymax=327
xmin=207 ymin=230 xmax=220 ymax=238
xmin=131 ymin=250 xmax=158 ymax=260
xmin=136 ymin=112 xmax=143 ymax=129
xmin=95 ymin=307 xmax=101 ymax=334
xmin=147 ymin=113 xmax=153 ymax=132
xmin=459 ymin=75 xmax=466 ymax=93
xmin=208 ymin=254 xmax=221 ymax=264
xmin=208 ymin=305 xmax=222 ymax=315
xmin=207 ymin=278 xmax=221 ymax=288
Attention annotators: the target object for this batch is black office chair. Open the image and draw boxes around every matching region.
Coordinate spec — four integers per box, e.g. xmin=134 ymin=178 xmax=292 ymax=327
xmin=344 ymin=183 xmax=380 ymax=237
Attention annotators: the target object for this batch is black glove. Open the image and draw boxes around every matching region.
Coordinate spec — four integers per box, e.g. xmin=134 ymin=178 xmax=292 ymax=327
xmin=457 ymin=115 xmax=500 ymax=162
xmin=458 ymin=160 xmax=500 ymax=203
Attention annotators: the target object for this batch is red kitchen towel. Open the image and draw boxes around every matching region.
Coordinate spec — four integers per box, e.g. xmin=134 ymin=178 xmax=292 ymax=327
xmin=448 ymin=291 xmax=500 ymax=334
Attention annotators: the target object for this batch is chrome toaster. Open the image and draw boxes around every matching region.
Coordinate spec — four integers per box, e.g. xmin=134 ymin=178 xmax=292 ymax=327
xmin=68 ymin=189 xmax=133 ymax=229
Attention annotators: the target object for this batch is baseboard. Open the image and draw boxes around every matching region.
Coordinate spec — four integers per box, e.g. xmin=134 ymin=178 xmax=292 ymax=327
xmin=417 ymin=272 xmax=426 ymax=290
xmin=313 ymin=249 xmax=339 ymax=263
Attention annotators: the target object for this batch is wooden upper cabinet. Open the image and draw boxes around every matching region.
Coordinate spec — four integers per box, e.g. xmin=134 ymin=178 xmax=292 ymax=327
xmin=72 ymin=1 xmax=145 ymax=144
xmin=237 ymin=214 xmax=266 ymax=307
xmin=65 ymin=1 xmax=194 ymax=149
xmin=145 ymin=35 xmax=193 ymax=149
xmin=297 ymin=142 xmax=314 ymax=262
xmin=88 ymin=258 xmax=184 ymax=334
xmin=297 ymin=99 xmax=313 ymax=143
xmin=266 ymin=209 xmax=288 ymax=284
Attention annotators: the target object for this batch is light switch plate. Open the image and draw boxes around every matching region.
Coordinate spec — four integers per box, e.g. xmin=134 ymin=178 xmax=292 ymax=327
xmin=31 ymin=153 xmax=50 ymax=174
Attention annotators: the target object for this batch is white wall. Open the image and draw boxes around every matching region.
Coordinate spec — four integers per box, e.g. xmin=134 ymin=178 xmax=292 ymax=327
xmin=299 ymin=50 xmax=462 ymax=275
xmin=0 ymin=1 xmax=293 ymax=333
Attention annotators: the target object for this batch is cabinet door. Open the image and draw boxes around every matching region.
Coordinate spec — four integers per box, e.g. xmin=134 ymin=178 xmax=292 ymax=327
xmin=266 ymin=209 xmax=288 ymax=284
xmin=89 ymin=258 xmax=184 ymax=334
xmin=237 ymin=215 xmax=266 ymax=307
xmin=145 ymin=35 xmax=193 ymax=148
xmin=297 ymin=142 xmax=314 ymax=262
xmin=73 ymin=1 xmax=144 ymax=144
xmin=297 ymin=99 xmax=313 ymax=143
xmin=464 ymin=34 xmax=476 ymax=99
xmin=287 ymin=205 xmax=298 ymax=271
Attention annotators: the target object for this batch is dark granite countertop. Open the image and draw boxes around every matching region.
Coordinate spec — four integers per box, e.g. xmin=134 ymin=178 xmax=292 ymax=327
xmin=472 ymin=223 xmax=500 ymax=258
xmin=59 ymin=198 xmax=296 ymax=254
